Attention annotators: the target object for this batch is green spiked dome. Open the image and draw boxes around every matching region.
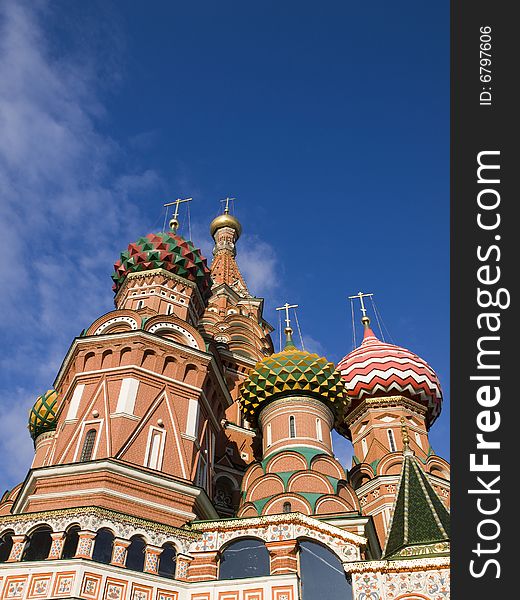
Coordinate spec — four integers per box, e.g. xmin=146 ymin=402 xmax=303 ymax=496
xmin=112 ymin=232 xmax=211 ymax=296
xmin=29 ymin=389 xmax=58 ymax=442
xmin=240 ymin=332 xmax=350 ymax=426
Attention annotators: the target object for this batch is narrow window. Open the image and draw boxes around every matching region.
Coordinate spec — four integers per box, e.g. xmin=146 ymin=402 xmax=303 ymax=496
xmin=387 ymin=429 xmax=396 ymax=452
xmin=196 ymin=453 xmax=208 ymax=489
xmin=266 ymin=423 xmax=272 ymax=447
xmin=316 ymin=418 xmax=323 ymax=442
xmin=136 ymin=299 xmax=144 ymax=309
xmin=361 ymin=437 xmax=368 ymax=458
xmin=145 ymin=429 xmax=164 ymax=470
xmin=167 ymin=304 xmax=174 ymax=315
xmin=283 ymin=501 xmax=292 ymax=513
xmin=415 ymin=432 xmax=423 ymax=448
xmin=80 ymin=429 xmax=97 ymax=462
xmin=289 ymin=416 xmax=296 ymax=439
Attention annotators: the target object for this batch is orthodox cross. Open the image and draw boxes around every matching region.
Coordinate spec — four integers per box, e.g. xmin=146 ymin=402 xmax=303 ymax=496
xmin=220 ymin=197 xmax=236 ymax=215
xmin=348 ymin=291 xmax=374 ymax=320
xmin=275 ymin=302 xmax=299 ymax=330
xmin=163 ymin=197 xmax=192 ymax=232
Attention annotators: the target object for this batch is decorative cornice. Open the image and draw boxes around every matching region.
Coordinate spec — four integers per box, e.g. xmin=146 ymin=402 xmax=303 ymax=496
xmin=187 ymin=511 xmax=366 ymax=546
xmin=0 ymin=505 xmax=198 ymax=540
xmin=345 ymin=555 xmax=450 ymax=573
xmin=344 ymin=395 xmax=427 ymax=429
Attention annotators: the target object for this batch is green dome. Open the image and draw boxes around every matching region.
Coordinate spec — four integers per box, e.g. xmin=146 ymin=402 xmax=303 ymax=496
xmin=29 ymin=389 xmax=58 ymax=441
xmin=240 ymin=335 xmax=350 ymax=425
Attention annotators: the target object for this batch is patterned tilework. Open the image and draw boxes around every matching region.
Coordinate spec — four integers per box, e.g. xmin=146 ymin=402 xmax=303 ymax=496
xmin=27 ymin=576 xmax=51 ymax=599
xmin=157 ymin=590 xmax=178 ymax=600
xmin=80 ymin=574 xmax=102 ymax=600
xmin=244 ymin=590 xmax=264 ymax=600
xmin=218 ymin=593 xmax=239 ymax=600
xmin=52 ymin=573 xmax=75 ymax=597
xmin=352 ymin=568 xmax=451 ymax=600
xmin=2 ymin=578 xmax=27 ymax=600
xmin=103 ymin=579 xmax=127 ymax=600
xmin=272 ymin=587 xmax=294 ymax=600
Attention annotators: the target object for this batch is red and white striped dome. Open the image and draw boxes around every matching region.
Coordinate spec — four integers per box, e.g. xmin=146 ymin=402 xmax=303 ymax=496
xmin=337 ymin=324 xmax=442 ymax=427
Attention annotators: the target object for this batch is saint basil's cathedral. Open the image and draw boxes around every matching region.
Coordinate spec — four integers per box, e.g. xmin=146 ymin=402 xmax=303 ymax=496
xmin=0 ymin=203 xmax=450 ymax=600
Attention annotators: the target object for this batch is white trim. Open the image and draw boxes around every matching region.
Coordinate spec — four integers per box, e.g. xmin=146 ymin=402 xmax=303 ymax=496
xmin=186 ymin=399 xmax=200 ymax=438
xmin=115 ymin=377 xmax=140 ymax=415
xmin=144 ymin=426 xmax=166 ymax=471
xmin=65 ymin=384 xmax=85 ymax=421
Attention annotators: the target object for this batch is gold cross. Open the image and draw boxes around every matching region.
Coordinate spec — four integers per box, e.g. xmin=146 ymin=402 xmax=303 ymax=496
xmin=348 ymin=291 xmax=373 ymax=319
xmin=164 ymin=198 xmax=192 ymax=231
xmin=220 ymin=197 xmax=236 ymax=214
xmin=275 ymin=302 xmax=299 ymax=330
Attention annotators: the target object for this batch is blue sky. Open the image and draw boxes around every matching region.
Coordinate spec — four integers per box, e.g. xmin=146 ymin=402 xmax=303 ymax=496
xmin=0 ymin=1 xmax=449 ymax=489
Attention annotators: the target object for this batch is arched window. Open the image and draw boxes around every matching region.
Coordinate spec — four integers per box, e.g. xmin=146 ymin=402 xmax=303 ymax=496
xmin=158 ymin=542 xmax=177 ymax=579
xmin=126 ymin=535 xmax=146 ymax=572
xmin=387 ymin=429 xmax=396 ymax=452
xmin=316 ymin=418 xmax=323 ymax=442
xmin=22 ymin=526 xmax=53 ymax=561
xmin=136 ymin=300 xmax=144 ymax=309
xmin=415 ymin=431 xmax=423 ymax=448
xmin=289 ymin=416 xmax=296 ymax=438
xmin=92 ymin=528 xmax=114 ymax=564
xmin=0 ymin=531 xmax=14 ymax=562
xmin=80 ymin=429 xmax=97 ymax=462
xmin=61 ymin=526 xmax=80 ymax=559
xmin=283 ymin=501 xmax=292 ymax=513
xmin=219 ymin=538 xmax=270 ymax=580
xmin=299 ymin=540 xmax=352 ymax=600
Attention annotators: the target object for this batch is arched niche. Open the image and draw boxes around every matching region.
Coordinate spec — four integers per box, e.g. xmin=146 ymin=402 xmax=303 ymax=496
xmin=218 ymin=538 xmax=270 ymax=580
xmin=92 ymin=528 xmax=114 ymax=564
xmin=126 ymin=535 xmax=146 ymax=572
xmin=0 ymin=530 xmax=14 ymax=562
xmin=299 ymin=540 xmax=352 ymax=600
xmin=22 ymin=526 xmax=53 ymax=562
xmin=158 ymin=542 xmax=177 ymax=579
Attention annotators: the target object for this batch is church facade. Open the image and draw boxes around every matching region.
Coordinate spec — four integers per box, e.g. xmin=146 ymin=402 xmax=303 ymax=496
xmin=0 ymin=205 xmax=450 ymax=600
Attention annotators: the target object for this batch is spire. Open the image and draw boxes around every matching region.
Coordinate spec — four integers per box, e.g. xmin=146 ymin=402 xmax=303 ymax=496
xmin=208 ymin=198 xmax=248 ymax=292
xmin=383 ymin=451 xmax=450 ymax=559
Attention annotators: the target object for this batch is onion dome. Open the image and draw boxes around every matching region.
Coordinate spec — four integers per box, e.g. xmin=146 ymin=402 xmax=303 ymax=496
xmin=337 ymin=321 xmax=442 ymax=427
xmin=112 ymin=232 xmax=211 ymax=296
xmin=29 ymin=389 xmax=58 ymax=442
xmin=240 ymin=331 xmax=350 ymax=426
xmin=210 ymin=212 xmax=242 ymax=240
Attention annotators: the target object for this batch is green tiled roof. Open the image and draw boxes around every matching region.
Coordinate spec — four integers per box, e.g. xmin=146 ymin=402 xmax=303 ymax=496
xmin=383 ymin=452 xmax=450 ymax=559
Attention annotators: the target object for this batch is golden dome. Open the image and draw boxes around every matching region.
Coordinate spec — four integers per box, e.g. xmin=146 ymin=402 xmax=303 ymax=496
xmin=210 ymin=213 xmax=242 ymax=239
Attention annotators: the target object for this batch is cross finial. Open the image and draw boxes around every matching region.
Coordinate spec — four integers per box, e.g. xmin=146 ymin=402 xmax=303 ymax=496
xmin=348 ymin=291 xmax=374 ymax=326
xmin=220 ymin=197 xmax=236 ymax=215
xmin=276 ymin=302 xmax=299 ymax=331
xmin=164 ymin=197 xmax=193 ymax=232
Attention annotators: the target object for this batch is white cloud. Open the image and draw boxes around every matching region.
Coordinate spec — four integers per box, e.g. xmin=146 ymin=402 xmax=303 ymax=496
xmin=237 ymin=234 xmax=279 ymax=297
xmin=0 ymin=1 xmax=162 ymax=488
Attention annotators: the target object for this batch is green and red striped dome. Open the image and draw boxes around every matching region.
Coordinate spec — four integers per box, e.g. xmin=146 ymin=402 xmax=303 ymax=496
xmin=112 ymin=232 xmax=211 ymax=296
